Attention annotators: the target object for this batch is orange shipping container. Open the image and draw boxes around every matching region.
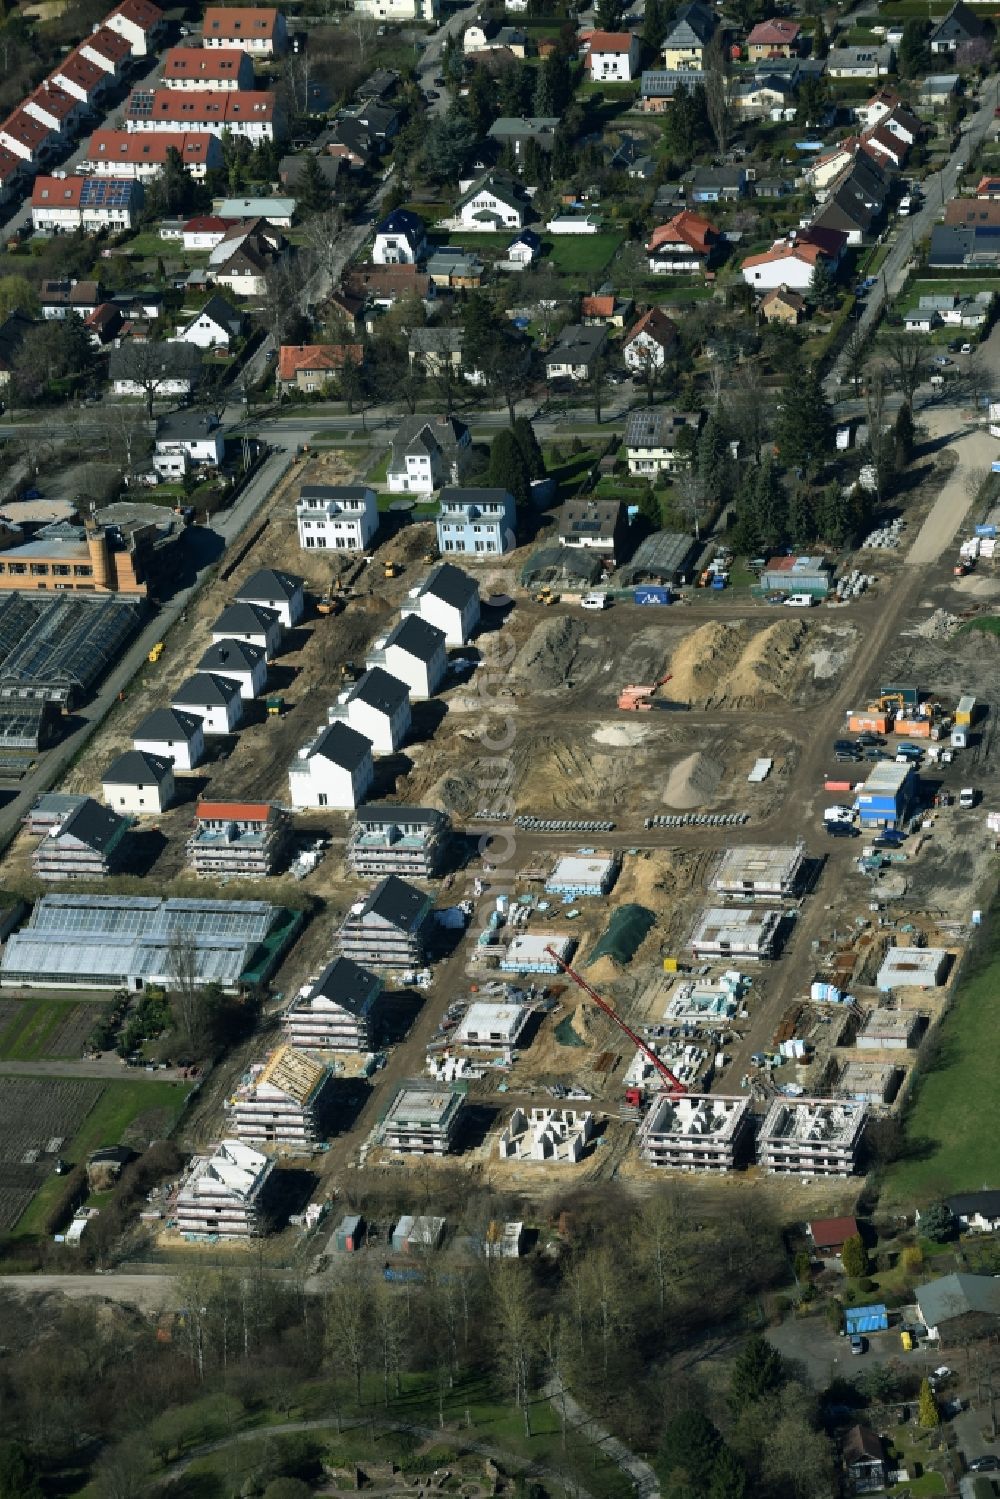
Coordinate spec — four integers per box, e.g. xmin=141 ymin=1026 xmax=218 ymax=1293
xmin=849 ymin=713 xmax=889 ymax=733
xmin=825 ymin=780 xmax=854 ymax=792
xmin=894 ymin=717 xmax=931 ymax=737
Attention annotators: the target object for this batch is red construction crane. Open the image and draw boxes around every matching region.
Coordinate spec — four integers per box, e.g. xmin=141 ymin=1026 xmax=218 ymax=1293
xmin=544 ymin=946 xmax=686 ymax=1097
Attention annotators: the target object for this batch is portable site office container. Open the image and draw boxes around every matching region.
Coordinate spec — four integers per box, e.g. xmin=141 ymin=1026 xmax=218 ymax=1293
xmin=845 ymin=1304 xmax=888 ymax=1334
xmin=334 ymin=1213 xmax=364 ymax=1252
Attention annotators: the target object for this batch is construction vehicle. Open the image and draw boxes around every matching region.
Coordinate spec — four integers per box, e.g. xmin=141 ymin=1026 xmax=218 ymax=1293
xmin=147 ymin=642 xmax=164 ymax=664
xmin=341 ymin=661 xmax=363 ymax=682
xmin=618 ymin=672 xmax=673 ymax=712
xmin=383 ymin=560 xmax=401 ymax=579
xmin=543 ymin=945 xmax=686 ymax=1102
xmin=868 ymin=693 xmax=906 ymax=715
xmin=266 ymin=696 xmax=284 ymax=717
xmin=317 ymin=593 xmax=343 ymax=616
xmin=534 ymin=587 xmax=559 ymax=606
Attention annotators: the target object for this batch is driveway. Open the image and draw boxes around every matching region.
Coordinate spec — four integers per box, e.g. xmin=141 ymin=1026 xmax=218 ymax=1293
xmin=768 ymin=1314 xmax=939 ymax=1390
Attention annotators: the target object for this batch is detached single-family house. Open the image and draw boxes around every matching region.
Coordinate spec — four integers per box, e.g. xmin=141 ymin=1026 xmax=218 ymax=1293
xmin=368 ymin=614 xmax=447 ymax=699
xmin=807 ymin=1216 xmax=860 ymax=1255
xmin=202 ymin=5 xmax=288 ymax=55
xmin=646 ymin=210 xmax=720 ymax=274
xmin=941 ymin=1191 xmax=1000 ymax=1234
xmin=109 ymin=343 xmax=202 ymax=402
xmin=558 ymin=499 xmax=627 ymax=561
xmin=915 ymin=1272 xmax=1000 ymax=1341
xmin=288 ymin=721 xmax=374 ymax=810
xmin=584 ymin=30 xmax=641 ymax=81
xmin=102 ymin=749 xmax=175 ymax=815
xmin=133 ymin=706 xmax=205 ymax=771
xmin=746 ymin=18 xmax=800 ymax=60
xmin=761 ymin=285 xmax=806 ymax=324
xmin=843 ymin=1427 xmax=885 ymax=1495
xmin=409 ymin=327 xmax=475 ymax=380
xmin=372 ymin=208 xmax=427 ymax=265
xmin=623 ymin=307 xmax=678 ymax=372
xmin=297 ymin=485 xmax=379 ymax=552
xmin=405 ymin=562 xmax=480 ymax=646
xmin=153 ymin=412 xmax=224 ymax=478
xmin=426 ymin=249 xmax=484 ymax=290
xmin=661 ymin=2 xmax=716 ymax=70
xmin=545 ymin=323 xmax=608 ymax=382
xmin=581 ymin=291 xmax=633 ymax=328
xmin=930 ymin=0 xmax=985 ymax=54
xmin=624 ymin=406 xmax=701 ymax=474
xmin=690 ymin=165 xmax=748 ymax=203
xmin=235 ymin=568 xmax=305 ymax=630
xmin=457 ymin=171 xmax=531 ymax=231
xmin=277 ymin=342 xmax=362 ymax=395
xmin=506 ymin=228 xmax=541 ymax=265
xmin=387 ymin=414 xmax=472 ymax=494
xmin=741 ymin=237 xmax=834 ymax=291
xmin=337 ymin=668 xmax=411 ymax=756
xmin=436 ymin=487 xmax=516 ymax=556
xmin=486 ymin=115 xmax=558 ymax=159
xmin=198 ymin=638 xmax=268 ymax=700
xmin=826 ymin=45 xmax=894 ymax=77
xmin=173 ymin=293 xmax=244 ymax=349
xmin=172 ymin=672 xmax=244 ymax=736
xmin=210 ymin=601 xmax=283 ymax=659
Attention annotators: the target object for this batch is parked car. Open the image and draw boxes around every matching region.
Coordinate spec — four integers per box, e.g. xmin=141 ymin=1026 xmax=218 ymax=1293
xmin=932 ymin=355 xmax=952 ymax=368
xmin=850 ymin=1335 xmax=867 ymax=1355
xmin=826 ymin=821 xmax=858 ymax=838
xmin=969 ymin=1457 xmax=1000 ymax=1473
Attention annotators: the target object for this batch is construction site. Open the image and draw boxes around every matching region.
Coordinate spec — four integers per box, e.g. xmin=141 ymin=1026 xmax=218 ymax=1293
xmin=0 ymin=427 xmax=998 ymax=1235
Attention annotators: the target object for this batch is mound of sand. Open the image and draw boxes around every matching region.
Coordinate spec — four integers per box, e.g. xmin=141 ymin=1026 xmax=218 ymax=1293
xmin=592 ymin=723 xmax=655 ymax=747
xmin=664 ymin=751 xmax=724 ymax=809
xmin=668 ymin=619 xmax=810 ymax=708
xmin=953 ymin=575 xmax=1000 ymax=598
xmin=513 ymin=617 xmax=585 ymax=689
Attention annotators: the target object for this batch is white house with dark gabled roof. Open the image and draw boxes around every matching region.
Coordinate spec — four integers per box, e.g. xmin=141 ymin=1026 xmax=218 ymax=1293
xmin=235 ymin=567 xmax=305 ymax=629
xmin=338 ymin=874 xmax=434 ymax=968
xmin=133 ymin=705 xmax=205 ymax=771
xmin=404 ymin=562 xmax=480 ymax=645
xmin=198 ymin=638 xmax=267 ymax=700
xmin=172 ymin=672 xmax=244 ymax=735
xmin=331 ymin=666 xmax=411 ymax=754
xmin=457 ymin=171 xmax=530 ymax=232
xmin=288 ymin=721 xmax=374 ymax=809
xmin=211 ymin=601 xmax=282 ymax=659
xmin=296 ymin=484 xmax=379 ymax=552
xmin=387 ymin=414 xmax=472 ymax=494
xmin=367 ymin=614 xmax=447 ymax=699
xmin=372 ymin=207 xmax=427 ymax=265
xmin=102 ymin=748 xmax=175 ymax=814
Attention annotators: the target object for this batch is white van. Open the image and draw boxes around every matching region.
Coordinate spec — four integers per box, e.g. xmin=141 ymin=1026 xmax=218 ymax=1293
xmin=784 ymin=593 xmax=815 ymax=608
xmin=580 ymin=592 xmax=609 ymax=611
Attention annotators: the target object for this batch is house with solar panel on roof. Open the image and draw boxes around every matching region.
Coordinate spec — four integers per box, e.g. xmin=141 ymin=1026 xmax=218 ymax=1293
xmin=284 ymin=956 xmax=383 ymax=1051
xmin=31 ymin=175 xmax=142 ymax=233
xmin=557 ymin=499 xmax=628 ymax=563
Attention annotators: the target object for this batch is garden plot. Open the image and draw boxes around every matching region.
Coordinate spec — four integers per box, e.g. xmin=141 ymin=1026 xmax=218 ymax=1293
xmin=0 ymin=1078 xmax=103 ymax=1231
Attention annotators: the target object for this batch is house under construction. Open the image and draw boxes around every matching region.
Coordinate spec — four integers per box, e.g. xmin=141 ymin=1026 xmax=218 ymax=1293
xmin=637 ymin=1093 xmax=753 ymax=1172
xmin=229 ymin=1045 xmax=332 ymax=1150
xmin=186 ymin=800 xmax=292 ymax=879
xmin=284 ymin=956 xmax=383 ymax=1051
xmin=758 ymin=1097 xmax=867 ymax=1176
xmin=174 ymin=1140 xmax=273 ymax=1239
xmin=31 ymin=797 xmax=131 ymax=880
xmin=382 ymin=1080 xmax=464 ymax=1155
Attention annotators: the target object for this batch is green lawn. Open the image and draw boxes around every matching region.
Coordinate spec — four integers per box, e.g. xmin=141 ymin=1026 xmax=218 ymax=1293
xmin=13 ymin=1078 xmax=192 ymax=1238
xmin=881 ymin=907 xmax=1000 ymax=1206
xmin=959 ymin=616 xmax=1000 ymax=637
xmin=546 ymin=231 xmax=625 ymax=276
xmin=366 ymin=449 xmax=390 ymax=485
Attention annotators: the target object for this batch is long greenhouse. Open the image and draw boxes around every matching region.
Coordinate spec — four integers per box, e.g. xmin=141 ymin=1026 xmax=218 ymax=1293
xmin=0 ymin=895 xmax=303 ymax=992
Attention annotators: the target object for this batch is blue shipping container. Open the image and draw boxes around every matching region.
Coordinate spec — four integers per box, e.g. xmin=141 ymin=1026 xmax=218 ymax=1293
xmin=634 ymin=586 xmax=671 ymax=606
xmin=845 ymin=1304 xmax=888 ymax=1334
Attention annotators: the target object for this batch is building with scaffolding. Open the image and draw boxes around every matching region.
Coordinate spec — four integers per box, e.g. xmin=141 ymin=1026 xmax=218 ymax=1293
xmin=186 ymin=800 xmax=291 ymax=878
xmin=690 ymin=906 xmax=783 ymax=958
xmin=229 ymin=1045 xmax=332 ymax=1149
xmin=758 ymin=1097 xmax=867 ymax=1176
xmin=383 ymin=1080 xmax=464 ymax=1155
xmin=453 ymin=1000 xmax=532 ymax=1058
xmin=284 ymin=956 xmax=383 ymax=1051
xmin=637 ymin=1093 xmax=753 ymax=1172
xmin=31 ymin=797 xmax=132 ymax=880
xmin=338 ymin=875 xmax=433 ymax=969
xmin=175 ymin=1139 xmax=273 ymax=1238
xmin=347 ymin=804 xmax=450 ymax=879
xmin=713 ymin=844 xmax=805 ymax=897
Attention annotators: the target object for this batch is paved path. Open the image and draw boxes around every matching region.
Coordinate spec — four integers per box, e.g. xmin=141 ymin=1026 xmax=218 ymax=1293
xmin=0 ymin=1272 xmax=179 ymax=1312
xmin=543 ymin=1379 xmax=659 ymax=1499
xmin=0 ymin=1058 xmax=191 ymax=1080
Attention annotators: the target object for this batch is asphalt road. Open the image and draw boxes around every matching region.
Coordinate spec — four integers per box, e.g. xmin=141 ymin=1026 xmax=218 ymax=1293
xmin=826 ymin=76 xmax=1000 ymax=393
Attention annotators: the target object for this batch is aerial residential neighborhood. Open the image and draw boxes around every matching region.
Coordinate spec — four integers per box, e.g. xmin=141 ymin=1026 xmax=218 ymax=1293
xmin=1 ymin=0 xmax=1000 ymax=1491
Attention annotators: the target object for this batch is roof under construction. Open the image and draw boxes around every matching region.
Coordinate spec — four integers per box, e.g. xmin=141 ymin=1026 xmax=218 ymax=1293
xmin=253 ymin=1045 xmax=328 ymax=1106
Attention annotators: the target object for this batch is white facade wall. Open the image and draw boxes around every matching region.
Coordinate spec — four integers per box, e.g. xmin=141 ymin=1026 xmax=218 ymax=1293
xmin=171 ymin=695 xmax=242 ymax=736
xmin=346 ymin=695 xmax=410 ymax=755
xmin=102 ymin=770 xmax=175 ymax=814
xmin=289 ymin=750 xmax=374 ymax=810
xmin=134 ymin=728 xmax=204 ymax=772
xmin=383 ymin=640 xmax=446 ymax=699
